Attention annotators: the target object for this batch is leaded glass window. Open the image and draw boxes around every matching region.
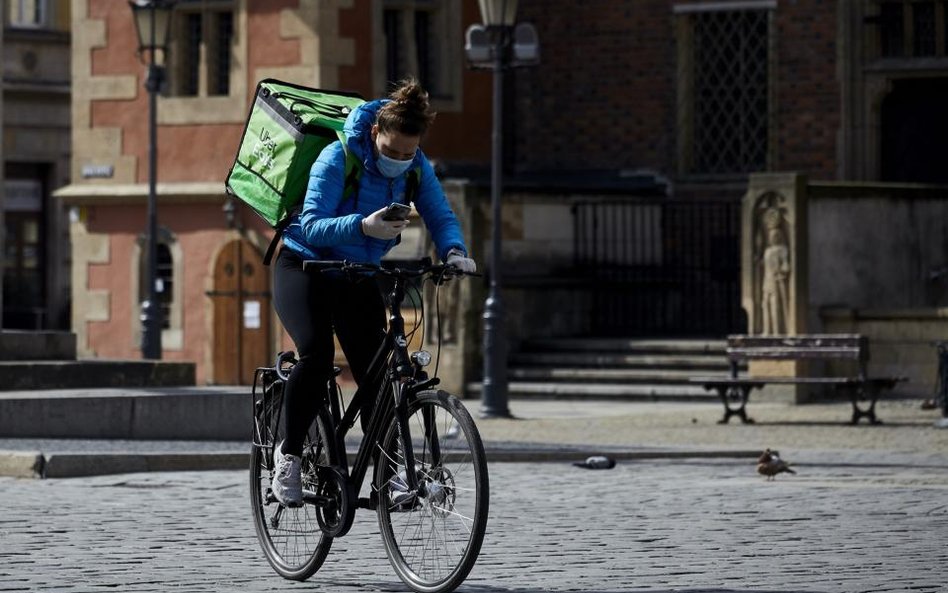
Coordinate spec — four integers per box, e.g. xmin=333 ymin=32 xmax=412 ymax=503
xmin=677 ymin=4 xmax=774 ymax=176
xmin=873 ymin=1 xmax=948 ymax=59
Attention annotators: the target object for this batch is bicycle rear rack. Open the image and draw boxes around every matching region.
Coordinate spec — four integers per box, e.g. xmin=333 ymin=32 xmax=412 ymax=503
xmin=252 ymin=366 xmax=284 ymax=451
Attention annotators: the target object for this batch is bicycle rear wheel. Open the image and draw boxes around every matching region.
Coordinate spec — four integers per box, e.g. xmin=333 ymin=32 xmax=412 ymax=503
xmin=250 ymin=396 xmax=336 ymax=581
xmin=374 ymin=389 xmax=489 ymax=593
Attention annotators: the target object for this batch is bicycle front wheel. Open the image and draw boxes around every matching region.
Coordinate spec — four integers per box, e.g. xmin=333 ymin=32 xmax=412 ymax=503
xmin=374 ymin=389 xmax=489 ymax=593
xmin=250 ymin=406 xmax=336 ymax=581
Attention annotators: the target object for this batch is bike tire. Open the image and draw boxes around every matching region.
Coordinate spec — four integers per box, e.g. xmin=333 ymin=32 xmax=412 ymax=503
xmin=374 ymin=389 xmax=489 ymax=593
xmin=250 ymin=404 xmax=336 ymax=580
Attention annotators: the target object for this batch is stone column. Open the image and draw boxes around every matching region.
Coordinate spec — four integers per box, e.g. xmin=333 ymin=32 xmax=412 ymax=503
xmin=741 ymin=173 xmax=811 ymax=400
xmin=423 ymin=179 xmax=486 ymax=398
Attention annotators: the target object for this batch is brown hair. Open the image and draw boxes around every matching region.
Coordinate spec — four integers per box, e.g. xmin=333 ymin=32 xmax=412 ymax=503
xmin=375 ymin=78 xmax=436 ymax=137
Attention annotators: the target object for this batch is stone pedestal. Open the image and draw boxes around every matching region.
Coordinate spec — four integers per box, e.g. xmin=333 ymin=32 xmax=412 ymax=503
xmin=421 ymin=180 xmax=486 ymax=398
xmin=741 ymin=173 xmax=812 ymax=402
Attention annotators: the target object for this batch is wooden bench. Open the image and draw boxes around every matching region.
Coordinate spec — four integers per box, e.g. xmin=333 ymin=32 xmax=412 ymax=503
xmin=691 ymin=334 xmax=906 ymax=425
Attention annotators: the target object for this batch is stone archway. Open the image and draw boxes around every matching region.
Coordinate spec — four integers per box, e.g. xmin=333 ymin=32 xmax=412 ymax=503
xmin=208 ymin=238 xmax=271 ymax=385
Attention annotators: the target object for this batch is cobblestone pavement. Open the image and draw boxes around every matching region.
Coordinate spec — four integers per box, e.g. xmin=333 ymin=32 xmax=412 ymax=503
xmin=474 ymin=399 xmax=948 ymax=456
xmin=2 ymin=457 xmax=947 ymax=592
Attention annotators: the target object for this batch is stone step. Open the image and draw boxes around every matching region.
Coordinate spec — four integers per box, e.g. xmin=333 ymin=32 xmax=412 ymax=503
xmin=0 ymin=387 xmax=246 ymax=439
xmin=519 ymin=338 xmax=726 ymax=355
xmin=0 ymin=330 xmax=77 ymax=361
xmin=509 ymin=367 xmax=733 ymax=384
xmin=466 ymin=381 xmax=716 ymax=401
xmin=0 ymin=360 xmax=196 ymax=391
xmin=509 ymin=352 xmax=731 ymax=370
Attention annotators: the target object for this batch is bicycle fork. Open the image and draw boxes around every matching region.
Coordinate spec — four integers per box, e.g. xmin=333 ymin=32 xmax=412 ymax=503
xmin=390 ymin=381 xmax=444 ymax=499
xmin=392 ymin=380 xmax=422 ymax=494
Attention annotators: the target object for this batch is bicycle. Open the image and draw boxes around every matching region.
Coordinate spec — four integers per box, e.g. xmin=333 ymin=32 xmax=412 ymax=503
xmin=249 ymin=258 xmax=489 ymax=593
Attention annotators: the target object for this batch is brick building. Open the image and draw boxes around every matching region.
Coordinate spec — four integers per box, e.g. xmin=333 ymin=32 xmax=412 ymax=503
xmin=53 ymin=0 xmax=948 ymax=390
xmin=496 ymin=0 xmax=948 ymax=342
xmin=55 ymin=0 xmax=495 ymax=385
xmin=511 ymin=0 xmax=947 ymax=184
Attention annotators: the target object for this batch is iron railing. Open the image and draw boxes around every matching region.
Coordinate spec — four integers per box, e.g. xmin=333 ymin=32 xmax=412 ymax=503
xmin=572 ymin=198 xmax=744 ymax=336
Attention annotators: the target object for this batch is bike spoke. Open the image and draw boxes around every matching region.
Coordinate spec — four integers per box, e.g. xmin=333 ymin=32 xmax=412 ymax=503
xmin=375 ymin=393 xmax=487 ymax=592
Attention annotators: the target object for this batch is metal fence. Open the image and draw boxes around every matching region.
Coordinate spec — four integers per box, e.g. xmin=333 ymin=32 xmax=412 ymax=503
xmin=572 ymin=198 xmax=744 ymax=337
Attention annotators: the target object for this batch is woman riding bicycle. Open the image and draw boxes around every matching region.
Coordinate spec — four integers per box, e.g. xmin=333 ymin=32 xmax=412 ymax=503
xmin=271 ymin=78 xmax=476 ymax=506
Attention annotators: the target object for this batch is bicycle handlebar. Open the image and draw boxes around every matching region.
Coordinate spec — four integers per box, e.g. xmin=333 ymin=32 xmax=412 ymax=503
xmin=302 ymin=258 xmax=481 ymax=279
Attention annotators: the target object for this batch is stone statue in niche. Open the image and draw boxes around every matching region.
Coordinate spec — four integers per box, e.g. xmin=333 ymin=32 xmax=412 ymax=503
xmin=759 ymin=208 xmax=791 ymax=335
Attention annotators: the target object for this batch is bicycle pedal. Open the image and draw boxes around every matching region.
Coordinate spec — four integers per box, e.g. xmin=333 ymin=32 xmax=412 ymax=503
xmin=356 ymin=496 xmax=377 ymax=510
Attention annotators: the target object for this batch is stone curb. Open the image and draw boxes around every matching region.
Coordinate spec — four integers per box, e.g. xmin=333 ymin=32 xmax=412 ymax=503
xmin=1 ymin=447 xmax=762 ymax=479
xmin=0 ymin=450 xmax=45 ymax=478
xmin=42 ymin=453 xmax=249 ymax=478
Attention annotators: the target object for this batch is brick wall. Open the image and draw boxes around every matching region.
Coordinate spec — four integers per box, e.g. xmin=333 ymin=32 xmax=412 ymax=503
xmin=511 ymin=0 xmax=841 ymax=181
xmin=773 ymin=0 xmax=839 ymax=180
xmin=513 ymin=0 xmax=676 ymax=175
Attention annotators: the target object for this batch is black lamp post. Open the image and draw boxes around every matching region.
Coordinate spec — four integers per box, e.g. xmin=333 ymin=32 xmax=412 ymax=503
xmin=129 ymin=0 xmax=175 ymax=359
xmin=466 ymin=1 xmax=539 ymax=418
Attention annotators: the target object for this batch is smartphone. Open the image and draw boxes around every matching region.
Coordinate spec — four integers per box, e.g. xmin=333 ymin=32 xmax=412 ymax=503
xmin=381 ymin=202 xmax=412 ymax=221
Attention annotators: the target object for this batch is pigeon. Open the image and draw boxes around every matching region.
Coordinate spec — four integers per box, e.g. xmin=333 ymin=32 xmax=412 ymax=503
xmin=757 ymin=448 xmax=796 ymax=480
xmin=572 ymin=455 xmax=616 ymax=469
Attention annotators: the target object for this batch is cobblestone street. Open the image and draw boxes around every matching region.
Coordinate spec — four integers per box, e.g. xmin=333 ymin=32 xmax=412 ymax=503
xmin=2 ymin=456 xmax=947 ymax=592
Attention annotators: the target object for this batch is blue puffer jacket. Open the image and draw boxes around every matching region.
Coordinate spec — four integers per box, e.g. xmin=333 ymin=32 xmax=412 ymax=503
xmin=280 ymin=99 xmax=468 ymax=264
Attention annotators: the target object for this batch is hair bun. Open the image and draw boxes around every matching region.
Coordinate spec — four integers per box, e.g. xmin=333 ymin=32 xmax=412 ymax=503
xmin=377 ymin=77 xmax=436 ymax=136
xmin=390 ymin=78 xmax=429 ymax=111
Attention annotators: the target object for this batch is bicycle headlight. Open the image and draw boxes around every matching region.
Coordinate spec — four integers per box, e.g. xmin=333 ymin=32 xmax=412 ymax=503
xmin=411 ymin=350 xmax=432 ymax=367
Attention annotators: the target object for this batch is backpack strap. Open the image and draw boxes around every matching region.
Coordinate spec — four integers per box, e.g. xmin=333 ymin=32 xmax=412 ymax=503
xmin=341 ymin=140 xmax=362 ymax=209
xmin=266 ymin=143 xmax=421 ymax=266
xmin=340 ymin=140 xmax=422 ymax=208
xmin=265 ymin=137 xmax=357 ymax=267
xmin=263 ymin=215 xmax=292 ymax=266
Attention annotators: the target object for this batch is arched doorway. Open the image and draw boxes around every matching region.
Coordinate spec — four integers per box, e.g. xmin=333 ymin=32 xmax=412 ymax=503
xmin=881 ymin=77 xmax=948 ymax=183
xmin=209 ymin=239 xmax=271 ymax=384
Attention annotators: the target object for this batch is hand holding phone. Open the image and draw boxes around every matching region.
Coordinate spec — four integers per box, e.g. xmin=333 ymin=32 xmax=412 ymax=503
xmin=381 ymin=202 xmax=412 ymax=221
xmin=363 ymin=204 xmax=410 ymax=240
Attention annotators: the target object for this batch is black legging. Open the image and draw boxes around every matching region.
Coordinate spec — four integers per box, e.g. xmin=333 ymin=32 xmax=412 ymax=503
xmin=272 ymin=248 xmax=386 ymax=457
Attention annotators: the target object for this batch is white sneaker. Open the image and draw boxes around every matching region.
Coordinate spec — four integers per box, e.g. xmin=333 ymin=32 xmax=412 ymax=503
xmin=271 ymin=443 xmax=303 ymax=507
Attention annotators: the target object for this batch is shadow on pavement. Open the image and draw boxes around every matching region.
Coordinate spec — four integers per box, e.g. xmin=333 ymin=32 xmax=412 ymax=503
xmin=307 ymin=579 xmax=828 ymax=593
xmin=457 ymin=586 xmax=828 ymax=593
xmin=747 ymin=419 xmax=931 ymax=427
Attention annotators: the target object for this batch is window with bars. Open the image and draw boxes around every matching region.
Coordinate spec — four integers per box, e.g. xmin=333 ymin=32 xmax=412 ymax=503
xmin=171 ymin=1 xmax=234 ymax=97
xmin=872 ymin=1 xmax=948 ymax=59
xmin=381 ymin=0 xmax=452 ymax=98
xmin=677 ymin=5 xmax=773 ymax=176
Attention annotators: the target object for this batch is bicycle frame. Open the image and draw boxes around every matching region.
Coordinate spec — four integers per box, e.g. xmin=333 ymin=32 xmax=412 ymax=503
xmin=326 ymin=269 xmax=441 ymax=508
xmin=251 ymin=258 xmax=487 ymax=592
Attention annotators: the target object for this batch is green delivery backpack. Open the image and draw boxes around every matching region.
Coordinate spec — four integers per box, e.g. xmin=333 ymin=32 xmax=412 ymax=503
xmin=225 ymin=79 xmax=366 ymax=264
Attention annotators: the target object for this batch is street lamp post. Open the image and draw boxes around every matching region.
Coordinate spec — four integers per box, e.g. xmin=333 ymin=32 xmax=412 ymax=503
xmin=129 ymin=0 xmax=175 ymax=360
xmin=466 ymin=1 xmax=539 ymax=418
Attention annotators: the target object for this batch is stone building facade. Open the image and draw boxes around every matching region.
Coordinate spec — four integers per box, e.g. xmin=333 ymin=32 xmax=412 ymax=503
xmin=54 ymin=0 xmax=948 ymax=395
xmin=2 ymin=0 xmax=72 ymax=331
xmin=495 ymin=0 xmax=948 ymax=395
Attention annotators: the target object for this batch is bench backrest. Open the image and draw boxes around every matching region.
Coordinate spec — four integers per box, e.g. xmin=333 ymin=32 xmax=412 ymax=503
xmin=726 ymin=334 xmax=869 ymax=377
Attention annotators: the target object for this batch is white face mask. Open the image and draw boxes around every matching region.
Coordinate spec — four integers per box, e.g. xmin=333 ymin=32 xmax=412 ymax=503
xmin=376 ymin=151 xmax=414 ymax=178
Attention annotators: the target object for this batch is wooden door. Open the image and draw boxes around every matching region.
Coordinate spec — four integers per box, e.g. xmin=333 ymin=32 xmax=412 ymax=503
xmin=210 ymin=239 xmax=271 ymax=384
